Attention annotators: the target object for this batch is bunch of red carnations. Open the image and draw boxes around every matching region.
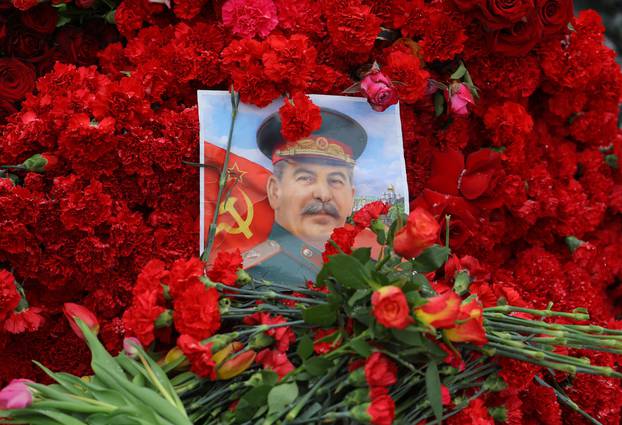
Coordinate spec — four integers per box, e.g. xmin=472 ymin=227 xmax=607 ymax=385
xmin=1 ymin=0 xmax=622 ymax=422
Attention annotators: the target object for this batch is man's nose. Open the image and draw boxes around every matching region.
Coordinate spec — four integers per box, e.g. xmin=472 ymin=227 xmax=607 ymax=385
xmin=312 ymin=180 xmax=332 ymax=203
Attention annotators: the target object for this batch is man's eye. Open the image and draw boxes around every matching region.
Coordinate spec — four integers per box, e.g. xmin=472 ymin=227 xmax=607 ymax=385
xmin=329 ymin=178 xmax=345 ymax=186
xmin=297 ymin=175 xmax=313 ymax=182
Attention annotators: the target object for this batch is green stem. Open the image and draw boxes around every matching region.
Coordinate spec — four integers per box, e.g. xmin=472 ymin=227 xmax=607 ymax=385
xmin=534 ymin=376 xmax=602 ymax=425
xmin=202 ymin=90 xmax=240 ymax=262
xmin=484 ymin=306 xmax=589 ymax=321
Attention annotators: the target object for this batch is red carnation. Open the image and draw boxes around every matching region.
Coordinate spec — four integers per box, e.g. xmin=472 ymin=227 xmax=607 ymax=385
xmin=177 ymin=334 xmax=217 ymax=379
xmin=122 ymin=289 xmax=165 ymax=347
xmin=0 ymin=270 xmax=20 ymax=322
xmin=368 ymin=394 xmax=395 ymax=425
xmin=207 ymin=249 xmax=243 ymax=286
xmin=0 ymin=58 xmax=35 ymax=102
xmin=322 ymin=224 xmax=361 ymax=263
xmin=371 ymin=286 xmax=414 ymax=330
xmin=313 ymin=328 xmax=342 ymax=354
xmin=353 ymin=201 xmax=389 ymax=228
xmin=325 ymin=3 xmax=381 ymax=55
xmin=4 ymin=307 xmax=44 ymax=334
xmin=383 ymin=50 xmax=429 ymax=104
xmin=243 ymin=312 xmax=295 ymax=352
xmin=173 ymin=283 xmax=221 ymax=341
xmin=256 ymin=349 xmax=294 ymax=379
xmin=278 ymin=93 xmax=322 ymax=142
xmin=222 ymin=0 xmax=278 ymax=39
xmin=169 ymin=257 xmax=204 ymax=298
xmin=365 ymin=352 xmax=397 ymax=387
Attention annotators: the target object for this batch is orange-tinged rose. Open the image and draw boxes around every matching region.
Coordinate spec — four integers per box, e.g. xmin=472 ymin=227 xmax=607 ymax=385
xmin=444 ymin=298 xmax=488 ymax=346
xmin=414 ymin=291 xmax=461 ymax=329
xmin=371 ymin=285 xmax=414 ymax=330
xmin=393 ymin=207 xmax=440 ymax=259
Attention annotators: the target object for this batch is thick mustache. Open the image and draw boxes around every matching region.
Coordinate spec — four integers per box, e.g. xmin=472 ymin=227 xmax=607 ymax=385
xmin=301 ymin=201 xmax=339 ymax=218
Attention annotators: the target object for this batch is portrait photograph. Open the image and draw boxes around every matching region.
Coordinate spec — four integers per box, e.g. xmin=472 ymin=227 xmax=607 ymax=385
xmin=199 ymin=91 xmax=408 ymax=287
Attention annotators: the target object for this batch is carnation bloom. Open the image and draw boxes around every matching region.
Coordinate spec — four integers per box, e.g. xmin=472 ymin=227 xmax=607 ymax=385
xmin=392 ymin=207 xmax=440 ymax=259
xmin=222 ymin=0 xmax=278 ymax=39
xmin=278 ymin=93 xmax=322 ymax=142
xmin=3 ymin=308 xmax=44 ymax=334
xmin=63 ymin=303 xmax=100 ymax=340
xmin=0 ymin=379 xmax=33 ymax=409
xmin=360 ymin=70 xmax=399 ymax=112
xmin=414 ymin=291 xmax=461 ymax=329
xmin=352 ymin=201 xmax=389 ymax=228
xmin=177 ymin=334 xmax=217 ymax=379
xmin=364 ymin=352 xmax=397 ymax=387
xmin=371 ymin=285 xmax=414 ymax=329
xmin=256 ymin=349 xmax=294 ymax=379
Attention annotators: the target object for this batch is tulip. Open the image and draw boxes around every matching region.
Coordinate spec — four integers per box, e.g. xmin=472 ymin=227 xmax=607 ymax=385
xmin=448 ymin=82 xmax=475 ymax=116
xmin=217 ymin=350 xmax=257 ymax=380
xmin=360 ymin=70 xmax=399 ymax=112
xmin=444 ymin=298 xmax=488 ymax=346
xmin=63 ymin=303 xmax=99 ymax=340
xmin=392 ymin=207 xmax=440 ymax=259
xmin=212 ymin=342 xmax=244 ymax=365
xmin=123 ymin=337 xmax=142 ymax=358
xmin=0 ymin=379 xmax=33 ymax=410
xmin=414 ymin=291 xmax=461 ymax=329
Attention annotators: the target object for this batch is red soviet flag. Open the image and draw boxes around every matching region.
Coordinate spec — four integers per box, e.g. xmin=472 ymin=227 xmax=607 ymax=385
xmin=203 ymin=141 xmax=274 ymax=261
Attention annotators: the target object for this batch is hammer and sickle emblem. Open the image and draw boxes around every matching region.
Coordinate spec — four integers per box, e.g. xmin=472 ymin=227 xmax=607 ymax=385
xmin=216 ymin=189 xmax=254 ymax=239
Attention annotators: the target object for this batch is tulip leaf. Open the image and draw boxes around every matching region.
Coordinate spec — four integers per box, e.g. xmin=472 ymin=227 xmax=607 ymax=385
xmin=425 ymin=361 xmax=443 ymax=422
xmin=434 ymin=92 xmax=445 ymax=117
xmin=411 ymin=245 xmax=450 ymax=273
xmin=450 ymin=63 xmax=467 ymax=80
xmin=326 ymin=254 xmax=372 ymax=289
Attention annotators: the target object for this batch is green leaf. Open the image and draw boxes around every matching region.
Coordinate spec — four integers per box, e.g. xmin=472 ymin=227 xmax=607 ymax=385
xmin=242 ymin=385 xmax=272 ymax=407
xmin=453 ymin=271 xmax=471 ymax=296
xmin=302 ymin=304 xmax=337 ymax=327
xmin=304 ymin=357 xmax=333 ymax=376
xmin=434 ymin=92 xmax=445 ymax=117
xmin=350 ymin=337 xmax=372 ymax=357
xmin=450 ymin=63 xmax=467 ymax=80
xmin=425 ymin=362 xmax=443 ymax=422
xmin=56 ymin=15 xmax=71 ymax=28
xmin=411 ymin=245 xmax=450 ymax=273
xmin=267 ymin=383 xmax=298 ymax=414
xmin=296 ymin=335 xmax=314 ymax=361
xmin=315 ymin=264 xmax=330 ymax=287
xmin=348 ymin=289 xmax=372 ymax=307
xmin=326 ymin=254 xmax=372 ymax=289
xmin=351 ymin=247 xmax=372 ymax=265
xmin=391 ymin=327 xmax=425 ymax=347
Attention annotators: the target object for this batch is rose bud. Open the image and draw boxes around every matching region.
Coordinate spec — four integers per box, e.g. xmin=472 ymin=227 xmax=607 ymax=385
xmin=392 ymin=207 xmax=440 ymax=259
xmin=364 ymin=352 xmax=397 ymax=387
xmin=371 ymin=285 xmax=414 ymax=330
xmin=0 ymin=379 xmax=34 ymax=409
xmin=448 ymin=82 xmax=475 ymax=116
xmin=63 ymin=303 xmax=99 ymax=340
xmin=217 ymin=350 xmax=256 ymax=380
xmin=360 ymin=70 xmax=399 ymax=112
xmin=123 ymin=337 xmax=142 ymax=359
xmin=414 ymin=291 xmax=461 ymax=329
xmin=444 ymin=298 xmax=488 ymax=346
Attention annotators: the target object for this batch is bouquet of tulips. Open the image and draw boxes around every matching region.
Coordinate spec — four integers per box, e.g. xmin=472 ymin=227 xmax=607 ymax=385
xmin=2 ymin=206 xmax=622 ymax=425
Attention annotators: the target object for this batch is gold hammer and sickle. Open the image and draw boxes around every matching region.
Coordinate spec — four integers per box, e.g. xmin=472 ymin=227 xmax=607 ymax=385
xmin=216 ymin=189 xmax=254 ymax=239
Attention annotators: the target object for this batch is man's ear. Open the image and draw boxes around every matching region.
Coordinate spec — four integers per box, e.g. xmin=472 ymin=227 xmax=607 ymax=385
xmin=267 ymin=175 xmax=281 ymax=209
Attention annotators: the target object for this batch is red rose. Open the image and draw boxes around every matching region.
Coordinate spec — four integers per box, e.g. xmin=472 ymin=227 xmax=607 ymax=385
xmin=0 ymin=58 xmax=35 ymax=102
xmin=491 ymin=9 xmax=543 ymax=56
xmin=392 ymin=207 xmax=440 ymax=259
xmin=11 ymin=0 xmax=38 ymax=10
xmin=173 ymin=283 xmax=221 ymax=341
xmin=56 ymin=27 xmax=100 ymax=66
xmin=353 ymin=201 xmax=389 ymax=228
xmin=0 ymin=270 xmax=20 ymax=322
xmin=20 ymin=4 xmax=58 ymax=34
xmin=207 ymin=249 xmax=243 ymax=286
xmin=177 ymin=334 xmax=216 ymax=379
xmin=367 ymin=394 xmax=395 ymax=425
xmin=360 ymin=70 xmax=398 ymax=112
xmin=168 ymin=257 xmax=204 ymax=298
xmin=278 ymin=93 xmax=322 ymax=142
xmin=371 ymin=285 xmax=414 ymax=330
xmin=536 ymin=0 xmax=573 ymax=36
xmin=5 ymin=28 xmax=50 ymax=62
xmin=477 ymin=0 xmax=535 ymax=30
xmin=364 ymin=352 xmax=397 ymax=387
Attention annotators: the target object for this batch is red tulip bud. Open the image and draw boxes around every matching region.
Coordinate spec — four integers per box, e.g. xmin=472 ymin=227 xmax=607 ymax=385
xmin=63 ymin=303 xmax=99 ymax=340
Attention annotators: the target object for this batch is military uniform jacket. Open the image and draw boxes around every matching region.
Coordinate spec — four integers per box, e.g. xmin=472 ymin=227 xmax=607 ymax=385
xmin=242 ymin=223 xmax=324 ymax=289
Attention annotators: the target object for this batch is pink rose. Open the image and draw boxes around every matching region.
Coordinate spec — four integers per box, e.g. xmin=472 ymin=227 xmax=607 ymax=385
xmin=360 ymin=70 xmax=399 ymax=112
xmin=448 ymin=83 xmax=475 ymax=116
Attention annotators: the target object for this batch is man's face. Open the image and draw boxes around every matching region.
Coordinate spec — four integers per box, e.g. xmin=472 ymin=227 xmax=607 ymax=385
xmin=267 ymin=159 xmax=355 ymax=245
